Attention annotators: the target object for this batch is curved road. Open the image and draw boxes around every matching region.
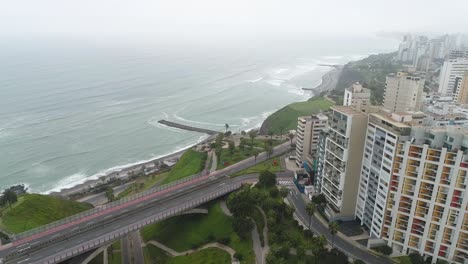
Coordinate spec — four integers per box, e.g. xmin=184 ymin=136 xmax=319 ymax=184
xmin=288 ymin=188 xmax=392 ymax=264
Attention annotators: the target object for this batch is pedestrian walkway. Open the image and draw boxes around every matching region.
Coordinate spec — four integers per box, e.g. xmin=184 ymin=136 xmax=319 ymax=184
xmin=146 ymin=240 xmax=239 ymax=264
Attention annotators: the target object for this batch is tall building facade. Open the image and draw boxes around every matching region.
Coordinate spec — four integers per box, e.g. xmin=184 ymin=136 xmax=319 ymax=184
xmin=343 ymin=82 xmax=371 ymax=112
xmin=455 ymin=73 xmax=468 ymax=104
xmin=384 ymin=72 xmax=424 ymax=113
xmin=438 ymin=59 xmax=468 ymax=95
xmin=295 ymin=114 xmax=328 ymax=168
xmin=355 ymin=111 xmax=468 ymax=263
xmin=315 ymin=106 xmax=367 ymax=220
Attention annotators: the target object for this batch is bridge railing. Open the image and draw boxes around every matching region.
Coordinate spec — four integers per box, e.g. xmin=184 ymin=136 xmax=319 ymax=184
xmin=5 ymin=182 xmax=242 ymax=264
xmin=12 ymin=171 xmax=207 ymax=241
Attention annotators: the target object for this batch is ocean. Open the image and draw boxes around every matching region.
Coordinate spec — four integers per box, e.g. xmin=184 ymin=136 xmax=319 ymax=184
xmin=0 ymin=35 xmax=398 ymax=193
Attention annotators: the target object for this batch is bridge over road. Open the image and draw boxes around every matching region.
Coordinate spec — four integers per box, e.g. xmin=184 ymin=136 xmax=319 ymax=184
xmin=0 ymin=143 xmax=292 ymax=264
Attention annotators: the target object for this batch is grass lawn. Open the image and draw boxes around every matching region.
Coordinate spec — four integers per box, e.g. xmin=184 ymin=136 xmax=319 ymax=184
xmin=108 ymin=240 xmax=122 ymax=264
xmin=0 ymin=194 xmax=93 ymax=234
xmin=162 ymin=149 xmax=207 ymax=184
xmin=141 ymin=201 xmax=254 ymax=264
xmin=217 ymin=148 xmax=255 ymax=169
xmin=244 ymin=138 xmax=285 ymax=148
xmin=260 ymin=96 xmax=334 ymax=134
xmin=88 ymin=252 xmax=103 ymax=264
xmin=117 ymin=171 xmax=169 ymax=199
xmin=144 ymin=245 xmax=230 ymax=264
xmin=231 ymin=157 xmax=282 ymax=177
xmin=393 ymin=256 xmax=412 ymax=264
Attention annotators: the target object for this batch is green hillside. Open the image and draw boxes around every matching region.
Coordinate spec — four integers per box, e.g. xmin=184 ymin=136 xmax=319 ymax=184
xmin=162 ymin=149 xmax=208 ymax=184
xmin=0 ymin=194 xmax=93 ymax=234
xmin=259 ymin=96 xmax=334 ymax=134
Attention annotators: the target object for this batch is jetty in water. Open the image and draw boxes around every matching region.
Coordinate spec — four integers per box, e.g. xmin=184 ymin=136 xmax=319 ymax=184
xmin=158 ymin=120 xmax=219 ymax=135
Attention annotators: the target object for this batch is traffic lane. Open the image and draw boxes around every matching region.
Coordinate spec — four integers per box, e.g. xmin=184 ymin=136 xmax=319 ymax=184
xmin=3 ymin=143 xmax=291 ymax=260
xmin=9 ymin=181 xmax=238 ymax=264
xmin=2 ymin=173 xmax=223 ymax=257
xmin=121 ymin=237 xmax=131 ymax=264
xmin=130 ymin=231 xmax=144 ymax=264
xmin=9 ymin=141 xmax=289 ymax=252
xmin=287 ymin=190 xmax=392 ymax=264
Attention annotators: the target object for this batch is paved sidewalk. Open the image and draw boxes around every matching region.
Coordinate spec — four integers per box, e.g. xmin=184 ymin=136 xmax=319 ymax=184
xmin=147 ymin=240 xmax=239 ymax=264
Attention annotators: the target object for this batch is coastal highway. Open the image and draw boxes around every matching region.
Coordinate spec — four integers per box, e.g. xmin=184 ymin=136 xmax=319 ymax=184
xmin=0 ymin=142 xmax=292 ymax=264
xmin=288 ymin=188 xmax=392 ymax=264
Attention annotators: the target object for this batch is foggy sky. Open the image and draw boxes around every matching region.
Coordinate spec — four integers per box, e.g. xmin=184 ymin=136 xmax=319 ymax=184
xmin=1 ymin=0 xmax=467 ymax=39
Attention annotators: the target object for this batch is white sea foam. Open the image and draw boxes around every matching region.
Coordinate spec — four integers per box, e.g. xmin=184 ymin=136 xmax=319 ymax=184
xmin=173 ymin=113 xmax=226 ymax=127
xmin=265 ymin=79 xmax=285 ymax=87
xmin=43 ymin=134 xmax=210 ymax=194
xmin=275 ymin=68 xmax=288 ymax=74
xmin=240 ymin=110 xmax=275 ymax=131
xmin=247 ymin=77 xmax=263 ymax=83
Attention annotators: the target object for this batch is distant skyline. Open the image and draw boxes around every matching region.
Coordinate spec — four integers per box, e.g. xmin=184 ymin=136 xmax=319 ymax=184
xmin=1 ymin=0 xmax=468 ymax=40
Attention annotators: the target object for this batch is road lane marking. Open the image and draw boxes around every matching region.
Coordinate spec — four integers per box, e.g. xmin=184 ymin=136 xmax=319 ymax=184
xmin=17 ymin=258 xmax=30 ymax=263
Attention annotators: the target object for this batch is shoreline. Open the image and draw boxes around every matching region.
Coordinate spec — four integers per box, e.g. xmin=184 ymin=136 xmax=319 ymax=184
xmin=45 ymin=66 xmax=343 ymax=198
xmin=50 ymin=134 xmax=216 ymax=198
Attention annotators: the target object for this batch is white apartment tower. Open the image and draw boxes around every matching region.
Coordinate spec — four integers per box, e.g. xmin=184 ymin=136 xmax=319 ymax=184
xmin=438 ymin=59 xmax=468 ymax=95
xmin=343 ymin=82 xmax=371 ymax=112
xmin=384 ymin=72 xmax=424 ymax=113
xmin=315 ymin=106 xmax=367 ymax=220
xmin=356 ymin=111 xmax=468 ymax=263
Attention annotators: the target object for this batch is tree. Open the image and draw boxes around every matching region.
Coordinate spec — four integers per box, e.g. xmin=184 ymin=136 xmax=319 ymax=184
xmin=279 ymin=187 xmax=289 ymax=199
xmin=408 ymin=253 xmax=425 ymax=264
xmin=253 ymin=150 xmax=259 ymax=164
xmin=227 ymin=188 xmax=255 ymax=217
xmin=306 ymin=202 xmax=316 ymax=230
xmin=225 ymin=123 xmax=229 ymax=132
xmin=288 ymin=133 xmax=294 ymax=145
xmin=248 ymin=130 xmax=258 ymax=149
xmin=1 ymin=189 xmax=17 ymax=208
xmin=258 ymin=170 xmax=276 ymax=187
xmin=105 ymin=187 xmax=114 ymax=202
xmin=279 ymin=126 xmax=284 ymax=140
xmin=228 ymin=141 xmax=235 ymax=156
xmin=324 ymin=248 xmax=348 ymax=264
xmin=239 ymin=140 xmax=245 ymax=153
xmin=232 ymin=216 xmax=253 ymax=239
xmin=268 ymin=131 xmax=274 ymax=140
xmin=241 ymin=130 xmax=246 ymax=136
xmin=329 ymin=221 xmax=339 ymax=248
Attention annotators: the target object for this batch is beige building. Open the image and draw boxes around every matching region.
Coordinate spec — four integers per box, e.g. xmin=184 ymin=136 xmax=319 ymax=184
xmin=315 ymin=106 xmax=367 ymax=220
xmin=384 ymin=72 xmax=425 ymax=113
xmin=455 ymin=72 xmax=468 ymax=104
xmin=343 ymin=82 xmax=371 ymax=112
xmin=295 ymin=114 xmax=328 ymax=168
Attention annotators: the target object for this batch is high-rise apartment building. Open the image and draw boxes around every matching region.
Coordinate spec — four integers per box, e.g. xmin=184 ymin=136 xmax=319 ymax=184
xmin=355 ymin=110 xmax=468 ymax=264
xmin=315 ymin=106 xmax=367 ymax=220
xmin=295 ymin=114 xmax=328 ymax=168
xmin=449 ymin=49 xmax=468 ymax=60
xmin=438 ymin=59 xmax=468 ymax=95
xmin=343 ymin=82 xmax=371 ymax=112
xmin=455 ymin=73 xmax=468 ymax=104
xmin=384 ymin=72 xmax=425 ymax=113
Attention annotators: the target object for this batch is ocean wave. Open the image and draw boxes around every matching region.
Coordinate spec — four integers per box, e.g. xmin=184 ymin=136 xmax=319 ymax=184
xmin=42 ymin=133 xmax=210 ymax=194
xmin=173 ymin=113 xmax=226 ymax=127
xmin=147 ymin=118 xmax=189 ymax=134
xmin=247 ymin=77 xmax=263 ymax=83
xmin=322 ymin=55 xmax=344 ymax=60
xmin=265 ymin=79 xmax=285 ymax=87
xmin=275 ymin=68 xmax=288 ymax=74
xmin=240 ymin=110 xmax=275 ymax=131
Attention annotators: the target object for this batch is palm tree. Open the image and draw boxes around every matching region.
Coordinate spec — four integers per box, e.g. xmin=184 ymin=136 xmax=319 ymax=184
xmin=225 ymin=123 xmax=229 ymax=133
xmin=329 ymin=221 xmax=339 ymax=248
xmin=279 ymin=126 xmax=284 ymax=140
xmin=288 ymin=133 xmax=294 ymax=145
xmin=306 ymin=202 xmax=316 ymax=230
xmin=268 ymin=131 xmax=274 ymax=140
xmin=248 ymin=130 xmax=257 ymax=149
xmin=253 ymin=150 xmax=259 ymax=164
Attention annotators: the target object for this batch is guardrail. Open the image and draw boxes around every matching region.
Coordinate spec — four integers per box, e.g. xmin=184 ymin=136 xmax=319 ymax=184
xmin=12 ymin=171 xmax=207 ymax=242
xmin=12 ymin=183 xmax=242 ymax=264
